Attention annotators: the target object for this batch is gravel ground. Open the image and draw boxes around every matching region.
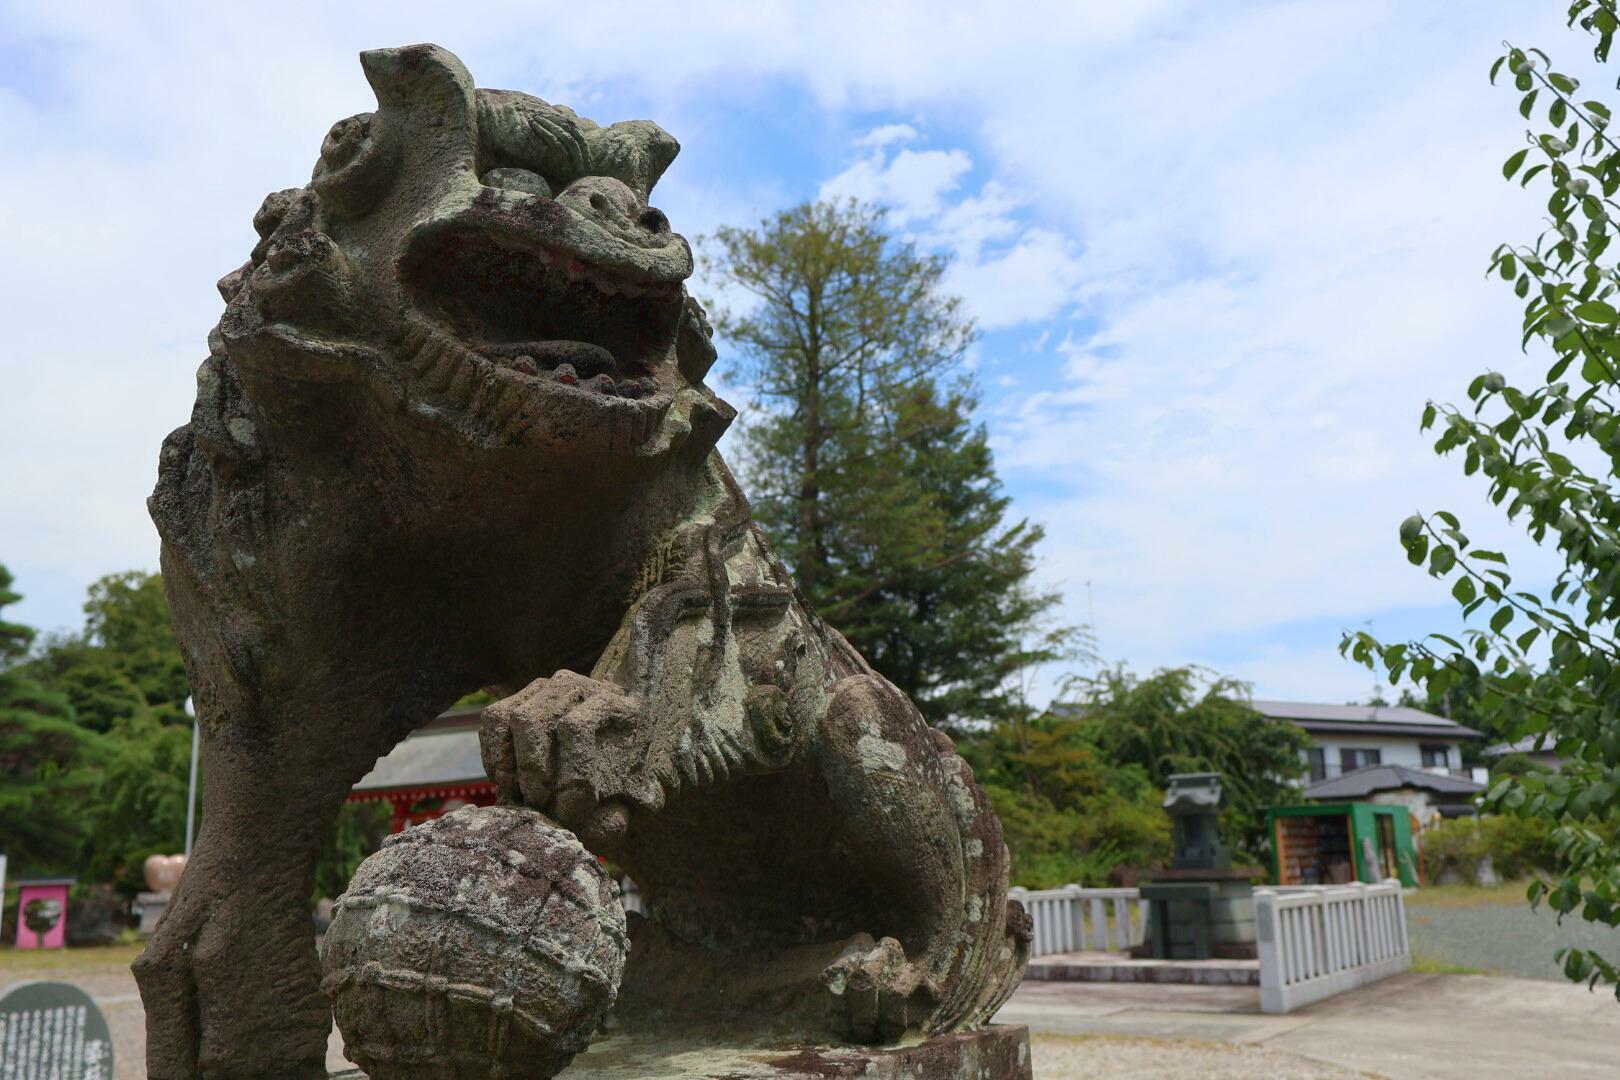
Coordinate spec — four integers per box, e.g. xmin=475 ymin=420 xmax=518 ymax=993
xmin=1030 ymin=1034 xmax=1374 ymax=1079
xmin=1406 ymin=899 xmax=1620 ymax=979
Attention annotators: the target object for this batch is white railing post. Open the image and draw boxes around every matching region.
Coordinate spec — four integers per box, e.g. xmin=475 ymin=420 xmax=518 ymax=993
xmin=1066 ymin=884 xmax=1084 ymax=954
xmin=1255 ymin=889 xmax=1285 ymax=1014
xmin=1087 ymin=894 xmax=1107 ymax=950
xmin=1111 ymin=896 xmax=1130 ymax=950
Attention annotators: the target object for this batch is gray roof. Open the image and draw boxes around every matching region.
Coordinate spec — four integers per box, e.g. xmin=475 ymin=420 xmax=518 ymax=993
xmin=1250 ymin=700 xmax=1483 ymax=740
xmin=352 ymin=709 xmax=491 ymax=794
xmin=1482 ymin=735 xmax=1556 ymax=757
xmin=1304 ymin=764 xmax=1484 ymax=801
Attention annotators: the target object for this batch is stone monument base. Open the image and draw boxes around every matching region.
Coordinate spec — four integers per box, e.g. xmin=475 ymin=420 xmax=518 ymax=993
xmin=330 ymin=1025 xmax=1032 ymax=1079
xmin=134 ymin=891 xmax=171 ymax=935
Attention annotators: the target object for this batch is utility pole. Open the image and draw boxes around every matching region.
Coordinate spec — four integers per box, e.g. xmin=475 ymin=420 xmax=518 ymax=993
xmin=184 ymin=696 xmax=200 ymax=858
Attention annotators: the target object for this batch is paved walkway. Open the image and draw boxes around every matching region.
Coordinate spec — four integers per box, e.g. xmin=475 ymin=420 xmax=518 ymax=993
xmin=8 ymin=948 xmax=1620 ymax=1078
xmin=1000 ymin=971 xmax=1620 ymax=1078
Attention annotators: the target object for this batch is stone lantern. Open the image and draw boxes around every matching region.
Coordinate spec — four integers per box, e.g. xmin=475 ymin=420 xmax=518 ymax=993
xmin=1137 ymin=773 xmax=1258 ymax=961
xmin=1167 ymin=772 xmax=1229 ymax=870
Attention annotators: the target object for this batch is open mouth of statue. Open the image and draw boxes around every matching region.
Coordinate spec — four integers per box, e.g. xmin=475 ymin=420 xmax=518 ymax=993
xmin=401 ymin=226 xmax=686 ymax=400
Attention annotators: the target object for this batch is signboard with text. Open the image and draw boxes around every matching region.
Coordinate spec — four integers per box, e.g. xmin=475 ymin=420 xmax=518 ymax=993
xmin=0 ymin=981 xmax=113 ymax=1079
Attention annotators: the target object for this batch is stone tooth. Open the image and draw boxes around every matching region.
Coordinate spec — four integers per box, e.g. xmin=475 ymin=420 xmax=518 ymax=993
xmin=491 ymin=381 xmax=528 ymax=432
xmin=420 ymin=340 xmax=461 ymax=394
xmin=469 ymin=372 xmax=504 ymax=419
xmin=511 ymin=355 xmax=538 ymax=376
xmin=553 ymin=363 xmax=578 ymax=385
xmin=446 ymin=358 xmax=480 ymax=406
xmin=587 ymin=373 xmax=617 ymax=395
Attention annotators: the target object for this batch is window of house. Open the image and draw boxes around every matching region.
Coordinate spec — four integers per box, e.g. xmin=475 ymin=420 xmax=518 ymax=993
xmin=1421 ymin=744 xmax=1450 ymax=769
xmin=1307 ymin=748 xmax=1327 ymax=782
xmin=1341 ymin=748 xmax=1381 ymax=773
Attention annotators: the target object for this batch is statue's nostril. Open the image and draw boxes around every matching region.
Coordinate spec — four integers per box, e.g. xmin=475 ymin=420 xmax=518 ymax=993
xmin=589 ymin=192 xmax=610 ymax=214
xmin=638 ymin=208 xmax=669 ymax=233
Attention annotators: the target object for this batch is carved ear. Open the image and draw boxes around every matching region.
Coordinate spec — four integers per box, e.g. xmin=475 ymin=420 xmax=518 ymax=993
xmin=358 ymin=44 xmax=476 ymax=121
xmin=308 ymin=46 xmax=479 ymax=219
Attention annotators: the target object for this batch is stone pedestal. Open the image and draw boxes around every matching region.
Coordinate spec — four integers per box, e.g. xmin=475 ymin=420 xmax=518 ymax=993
xmin=330 ymin=1026 xmax=1033 ymax=1079
xmin=1136 ymin=868 xmax=1258 ymax=961
xmin=135 ymin=891 xmax=172 ymax=935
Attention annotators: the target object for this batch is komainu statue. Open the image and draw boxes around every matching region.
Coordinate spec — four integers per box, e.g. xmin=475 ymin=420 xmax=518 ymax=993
xmin=139 ymin=43 xmax=1030 ymax=1078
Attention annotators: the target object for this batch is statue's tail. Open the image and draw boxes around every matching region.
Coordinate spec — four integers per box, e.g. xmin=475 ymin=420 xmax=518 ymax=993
xmin=927 ymin=735 xmax=1030 ymax=1032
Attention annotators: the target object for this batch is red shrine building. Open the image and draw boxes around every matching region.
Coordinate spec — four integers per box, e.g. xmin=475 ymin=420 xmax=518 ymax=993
xmin=346 ymin=707 xmax=498 ymax=833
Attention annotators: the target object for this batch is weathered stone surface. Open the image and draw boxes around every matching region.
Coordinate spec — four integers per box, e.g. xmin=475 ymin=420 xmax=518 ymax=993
xmin=329 ymin=1026 xmax=1033 ymax=1079
xmin=322 ymin=806 xmax=627 ymax=1078
xmin=139 ymin=42 xmax=1027 ymax=1078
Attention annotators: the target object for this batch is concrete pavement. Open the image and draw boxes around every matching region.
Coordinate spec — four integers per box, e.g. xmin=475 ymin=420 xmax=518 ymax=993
xmin=1000 ymin=971 xmax=1620 ymax=1079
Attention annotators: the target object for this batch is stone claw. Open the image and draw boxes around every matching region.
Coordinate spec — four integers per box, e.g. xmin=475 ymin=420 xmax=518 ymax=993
xmin=480 ymin=670 xmax=652 ymax=853
xmin=821 ymin=935 xmax=940 ymax=1045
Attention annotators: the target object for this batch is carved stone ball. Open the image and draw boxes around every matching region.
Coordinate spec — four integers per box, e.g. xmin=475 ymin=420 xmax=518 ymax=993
xmin=322 ymin=805 xmax=628 ymax=1079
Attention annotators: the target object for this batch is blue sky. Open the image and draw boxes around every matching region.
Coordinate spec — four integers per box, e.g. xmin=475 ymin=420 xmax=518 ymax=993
xmin=0 ymin=0 xmax=1590 ymax=704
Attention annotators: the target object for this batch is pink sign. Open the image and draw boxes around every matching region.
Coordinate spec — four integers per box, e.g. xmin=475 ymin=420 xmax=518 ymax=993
xmin=15 ymin=882 xmax=71 ymax=950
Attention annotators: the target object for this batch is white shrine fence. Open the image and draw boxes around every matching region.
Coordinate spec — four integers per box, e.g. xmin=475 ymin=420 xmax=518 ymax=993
xmin=1006 ymin=885 xmax=1149 ymax=955
xmin=1253 ymin=880 xmax=1410 ymax=1013
xmin=1009 ymin=879 xmax=1410 ymax=1014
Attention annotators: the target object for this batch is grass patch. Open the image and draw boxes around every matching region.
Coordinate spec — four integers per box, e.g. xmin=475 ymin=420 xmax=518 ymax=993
xmin=0 ymin=942 xmax=144 ymax=977
xmin=1406 ymin=881 xmax=1535 ymax=909
xmin=1410 ymin=952 xmax=1494 ymax=975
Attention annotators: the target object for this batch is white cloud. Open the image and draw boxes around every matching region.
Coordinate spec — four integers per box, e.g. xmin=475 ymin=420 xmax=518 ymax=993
xmin=821 ymin=144 xmax=972 ymax=224
xmin=855 ymin=123 xmax=920 ymax=149
xmin=0 ymin=0 xmax=1587 ymax=711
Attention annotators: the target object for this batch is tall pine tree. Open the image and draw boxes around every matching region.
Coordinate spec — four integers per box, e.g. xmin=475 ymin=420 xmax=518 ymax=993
xmin=706 ymin=199 xmax=1074 ymax=729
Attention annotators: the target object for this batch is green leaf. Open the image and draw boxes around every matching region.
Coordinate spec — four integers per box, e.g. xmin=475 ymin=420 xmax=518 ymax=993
xmin=1504 ymin=148 xmax=1531 ymax=179
xmin=1522 ymin=89 xmax=1541 ymax=119
xmin=1550 ymin=72 xmax=1579 ymax=93
xmin=1491 ymin=56 xmax=1507 ymax=84
xmin=1552 ymin=98 xmax=1569 ymax=127
xmin=1576 ymin=300 xmax=1620 ymax=322
xmin=1400 ymin=514 xmax=1425 ymax=543
xmin=1431 ymin=545 xmax=1457 ymax=575
xmin=1492 ymin=606 xmax=1515 ymax=634
xmin=1453 ymin=577 xmax=1477 ymax=604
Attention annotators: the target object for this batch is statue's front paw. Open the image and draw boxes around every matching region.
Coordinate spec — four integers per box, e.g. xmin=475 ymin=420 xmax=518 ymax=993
xmin=480 ymin=671 xmax=648 ymax=853
xmin=821 ymin=935 xmax=940 ymax=1045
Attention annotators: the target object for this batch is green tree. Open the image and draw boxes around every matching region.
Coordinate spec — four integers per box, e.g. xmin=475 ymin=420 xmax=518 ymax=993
xmin=0 ymin=564 xmax=102 ymax=876
xmin=1343 ymin=3 xmax=1620 ymax=994
xmin=1063 ymin=666 xmax=1311 ymax=858
xmin=960 ymin=703 xmax=1170 ymax=887
xmin=28 ymin=571 xmax=190 ymax=729
xmin=707 ymin=199 xmax=1074 ymax=728
xmin=78 ymin=711 xmax=193 ymax=887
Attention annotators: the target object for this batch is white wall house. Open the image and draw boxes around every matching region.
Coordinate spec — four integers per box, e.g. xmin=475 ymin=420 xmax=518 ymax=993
xmin=1249 ymin=700 xmax=1484 ymax=784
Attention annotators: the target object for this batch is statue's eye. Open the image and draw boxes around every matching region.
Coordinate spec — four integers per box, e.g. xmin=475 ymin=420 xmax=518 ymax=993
xmin=600 ymin=710 xmax=636 ymax=736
